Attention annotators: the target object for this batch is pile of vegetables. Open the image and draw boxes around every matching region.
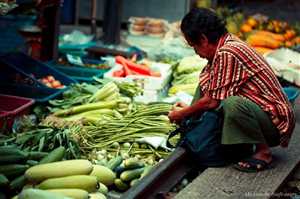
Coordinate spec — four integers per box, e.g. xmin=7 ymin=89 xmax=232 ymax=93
xmin=14 ymin=159 xmax=109 ymax=199
xmin=112 ymin=56 xmax=161 ymax=77
xmin=0 ymin=145 xmax=67 ymax=196
xmin=168 ymin=55 xmax=207 ymax=96
xmin=10 ymin=155 xmax=155 ymax=198
xmin=1 ymin=123 xmax=81 ymax=160
xmin=49 ymin=80 xmax=142 ymax=113
xmin=0 ymin=76 xmax=180 ymax=198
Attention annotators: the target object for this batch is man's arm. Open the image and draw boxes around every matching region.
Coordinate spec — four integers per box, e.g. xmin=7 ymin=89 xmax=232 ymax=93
xmin=168 ymin=92 xmax=220 ymax=123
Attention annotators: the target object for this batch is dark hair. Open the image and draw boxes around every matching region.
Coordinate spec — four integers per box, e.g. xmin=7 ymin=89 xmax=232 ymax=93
xmin=181 ymin=8 xmax=227 ymax=45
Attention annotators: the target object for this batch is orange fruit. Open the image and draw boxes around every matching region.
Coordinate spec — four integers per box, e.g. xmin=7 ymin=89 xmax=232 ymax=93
xmin=284 ymin=29 xmax=296 ymax=40
xmin=285 ymin=41 xmax=293 ymax=48
xmin=240 ymin=24 xmax=253 ymax=33
xmin=247 ymin=18 xmax=258 ymax=28
xmin=292 ymin=36 xmax=300 ymax=44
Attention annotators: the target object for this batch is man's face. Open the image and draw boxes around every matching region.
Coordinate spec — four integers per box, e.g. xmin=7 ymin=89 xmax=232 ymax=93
xmin=185 ymin=36 xmax=212 ymax=60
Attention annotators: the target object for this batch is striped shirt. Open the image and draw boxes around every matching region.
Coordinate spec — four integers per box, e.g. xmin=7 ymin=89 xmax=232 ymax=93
xmin=199 ymin=33 xmax=295 ymax=147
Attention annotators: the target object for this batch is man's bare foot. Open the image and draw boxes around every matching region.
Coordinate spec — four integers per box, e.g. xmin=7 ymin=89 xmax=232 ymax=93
xmin=236 ymin=143 xmax=272 ymax=171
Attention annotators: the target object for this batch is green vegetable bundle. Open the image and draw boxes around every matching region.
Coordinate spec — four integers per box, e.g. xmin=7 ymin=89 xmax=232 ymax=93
xmin=2 ymin=125 xmax=81 ymax=160
xmin=76 ymin=103 xmax=176 ymax=150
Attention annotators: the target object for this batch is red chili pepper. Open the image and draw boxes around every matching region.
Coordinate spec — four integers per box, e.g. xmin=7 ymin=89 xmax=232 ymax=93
xmin=112 ymin=69 xmax=125 ymax=77
xmin=116 ymin=56 xmax=151 ymax=76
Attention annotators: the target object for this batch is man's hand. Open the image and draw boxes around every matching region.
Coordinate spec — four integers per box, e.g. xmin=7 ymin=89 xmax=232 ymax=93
xmin=168 ymin=109 xmax=185 ymax=124
xmin=171 ymin=101 xmax=188 ymax=111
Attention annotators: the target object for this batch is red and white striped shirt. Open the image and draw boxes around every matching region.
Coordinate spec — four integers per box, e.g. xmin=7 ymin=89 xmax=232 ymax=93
xmin=199 ymin=33 xmax=295 ymax=147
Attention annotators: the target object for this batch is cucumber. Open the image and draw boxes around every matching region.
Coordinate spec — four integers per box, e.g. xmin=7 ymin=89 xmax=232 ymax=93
xmin=18 ymin=188 xmax=72 ymax=199
xmin=89 ymin=193 xmax=107 ymax=199
xmin=120 ymin=168 xmax=144 ymax=182
xmin=123 ymin=158 xmax=144 ymax=170
xmin=114 ymin=165 xmax=126 ymax=177
xmin=130 ymin=178 xmax=140 ymax=187
xmin=37 ymin=175 xmax=98 ymax=193
xmin=90 ymin=165 xmax=116 ymax=186
xmin=0 ymin=174 xmax=9 ymax=188
xmin=0 ymin=164 xmax=29 ymax=179
xmin=98 ymin=182 xmax=108 ymax=195
xmin=25 ymin=159 xmax=93 ymax=183
xmin=47 ymin=189 xmax=89 ymax=199
xmin=0 ymin=146 xmax=20 ymax=154
xmin=28 ymin=152 xmax=48 ymax=161
xmin=140 ymin=165 xmax=153 ymax=178
xmin=107 ymin=156 xmax=122 ymax=171
xmin=39 ymin=147 xmax=65 ymax=164
xmin=10 ymin=175 xmax=26 ymax=191
xmin=26 ymin=160 xmax=39 ymax=166
xmin=0 ymin=154 xmax=28 ymax=165
xmin=114 ymin=179 xmax=129 ymax=191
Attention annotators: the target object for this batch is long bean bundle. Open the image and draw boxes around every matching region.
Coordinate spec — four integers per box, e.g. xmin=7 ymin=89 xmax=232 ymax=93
xmin=77 ymin=103 xmax=176 ymax=150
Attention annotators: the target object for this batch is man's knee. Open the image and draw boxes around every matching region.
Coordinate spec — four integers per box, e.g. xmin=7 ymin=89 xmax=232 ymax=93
xmin=223 ymin=96 xmax=244 ymax=112
xmin=222 ymin=96 xmax=252 ymax=120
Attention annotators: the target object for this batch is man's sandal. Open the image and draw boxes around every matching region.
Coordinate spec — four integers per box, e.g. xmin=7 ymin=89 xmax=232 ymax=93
xmin=233 ymin=157 xmax=271 ymax=173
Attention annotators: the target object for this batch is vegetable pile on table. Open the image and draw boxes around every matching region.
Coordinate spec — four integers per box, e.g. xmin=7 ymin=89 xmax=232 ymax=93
xmin=0 ymin=79 xmax=178 ymax=198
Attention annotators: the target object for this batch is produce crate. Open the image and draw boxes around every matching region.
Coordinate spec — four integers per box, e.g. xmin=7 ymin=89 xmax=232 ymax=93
xmin=0 ymin=94 xmax=34 ymax=131
xmin=0 ymin=15 xmax=37 ymax=54
xmin=47 ymin=59 xmax=110 ymax=83
xmin=0 ymin=52 xmax=77 ymax=88
xmin=0 ymin=83 xmax=64 ymax=103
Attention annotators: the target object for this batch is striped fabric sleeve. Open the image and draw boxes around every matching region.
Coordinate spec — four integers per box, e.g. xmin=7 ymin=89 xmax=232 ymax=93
xmin=208 ymin=52 xmax=247 ymax=100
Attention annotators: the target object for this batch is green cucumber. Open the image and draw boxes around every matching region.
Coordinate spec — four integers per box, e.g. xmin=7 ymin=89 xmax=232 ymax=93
xmin=0 ymin=146 xmax=18 ymax=153
xmin=28 ymin=152 xmax=48 ymax=161
xmin=39 ymin=147 xmax=65 ymax=164
xmin=26 ymin=160 xmax=39 ymax=166
xmin=107 ymin=156 xmax=122 ymax=171
xmin=90 ymin=165 xmax=116 ymax=186
xmin=0 ymin=147 xmax=27 ymax=155
xmin=114 ymin=179 xmax=129 ymax=191
xmin=140 ymin=165 xmax=153 ymax=178
xmin=10 ymin=175 xmax=26 ymax=191
xmin=120 ymin=168 xmax=144 ymax=182
xmin=0 ymin=154 xmax=28 ymax=164
xmin=0 ymin=174 xmax=9 ymax=188
xmin=130 ymin=178 xmax=140 ymax=187
xmin=123 ymin=158 xmax=144 ymax=170
xmin=0 ymin=164 xmax=29 ymax=179
xmin=89 ymin=193 xmax=107 ymax=199
xmin=98 ymin=182 xmax=108 ymax=195
xmin=115 ymin=165 xmax=126 ymax=177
